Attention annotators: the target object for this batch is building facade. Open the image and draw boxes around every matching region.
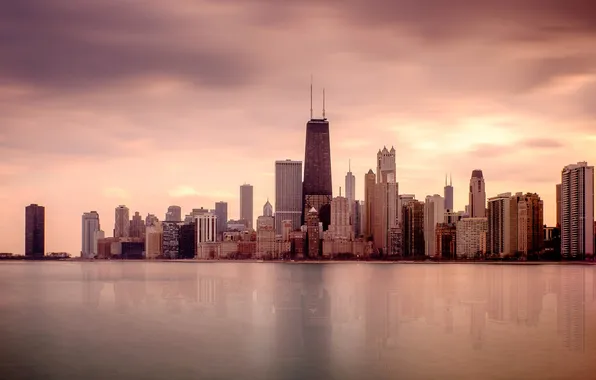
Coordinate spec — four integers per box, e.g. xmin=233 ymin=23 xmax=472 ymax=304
xmin=274 ymin=159 xmax=303 ymax=233
xmin=81 ymin=211 xmax=100 ymax=259
xmin=256 ymin=216 xmax=276 ymax=259
xmin=424 ymin=195 xmax=445 ymax=257
xmin=240 ymin=184 xmax=254 ymax=230
xmin=145 ymin=222 xmax=163 ymax=259
xmin=345 ymin=163 xmax=356 ymax=234
xmin=469 ymin=170 xmax=486 ymax=218
xmin=487 ymin=193 xmax=516 ymax=257
xmin=165 ymin=205 xmax=182 ymax=222
xmin=364 ymin=169 xmax=376 ymax=238
xmin=306 ymin=208 xmax=321 ymax=258
xmin=25 ymin=204 xmax=45 ymax=257
xmin=561 ymin=162 xmax=595 ymax=259
xmin=130 ymin=211 xmax=145 ymax=239
xmin=326 ymin=195 xmax=353 ymax=241
xmin=456 ymin=217 xmax=488 ymax=258
xmin=435 ymin=223 xmax=457 ymax=259
xmin=302 ymin=117 xmax=333 ymax=230
xmin=444 ymin=174 xmax=454 ymax=212
xmin=162 ymin=221 xmax=182 ymax=259
xmin=214 ymin=201 xmax=228 ymax=239
xmin=402 ymin=200 xmax=425 ymax=257
xmin=556 ymin=184 xmax=561 ymax=228
xmin=196 ymin=213 xmax=217 ymax=244
xmin=114 ymin=205 xmax=130 ymax=239
xmin=516 ymin=193 xmax=544 ymax=255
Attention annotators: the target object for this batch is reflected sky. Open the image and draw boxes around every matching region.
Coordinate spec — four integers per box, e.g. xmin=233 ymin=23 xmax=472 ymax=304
xmin=1 ymin=263 xmax=595 ymax=380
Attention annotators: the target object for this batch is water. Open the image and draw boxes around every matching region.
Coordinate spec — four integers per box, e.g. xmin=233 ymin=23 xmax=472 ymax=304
xmin=0 ymin=262 xmax=595 ymax=380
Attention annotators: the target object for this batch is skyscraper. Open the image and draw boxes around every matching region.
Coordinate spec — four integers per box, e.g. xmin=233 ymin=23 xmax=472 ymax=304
xmin=275 ymin=160 xmax=302 ymax=233
xmin=345 ymin=161 xmax=356 ymax=233
xmin=424 ymin=195 xmax=445 ymax=256
xmin=214 ymin=201 xmax=228 ymax=239
xmin=487 ymin=193 xmax=516 ymax=257
xmin=114 ymin=205 xmax=130 ymax=238
xmin=81 ymin=211 xmax=100 ymax=259
xmin=556 ymin=184 xmax=562 ymax=228
xmin=25 ymin=204 xmax=45 ymax=257
xmin=561 ymin=162 xmax=595 ymax=259
xmin=129 ymin=211 xmax=145 ymax=238
xmin=444 ymin=174 xmax=454 ymax=212
xmin=196 ymin=213 xmax=217 ymax=243
xmin=364 ymin=170 xmax=376 ymax=238
xmin=373 ymin=147 xmax=399 ymax=254
xmin=240 ymin=184 xmax=254 ymax=229
xmin=263 ymin=199 xmax=273 ymax=217
xmin=469 ymin=170 xmax=486 ymax=218
xmin=165 ymin=205 xmax=182 ymax=222
xmin=302 ymin=87 xmax=332 ymax=230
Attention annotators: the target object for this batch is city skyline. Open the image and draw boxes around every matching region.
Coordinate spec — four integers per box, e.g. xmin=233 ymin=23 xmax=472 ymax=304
xmin=2 ymin=1 xmax=596 ymax=255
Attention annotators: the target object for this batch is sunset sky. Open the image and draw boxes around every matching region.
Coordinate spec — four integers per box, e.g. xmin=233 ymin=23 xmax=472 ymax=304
xmin=2 ymin=0 xmax=595 ymax=255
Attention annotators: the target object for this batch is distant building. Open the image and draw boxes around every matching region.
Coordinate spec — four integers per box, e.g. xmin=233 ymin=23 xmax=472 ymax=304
xmin=114 ymin=205 xmax=130 ymax=238
xmin=281 ymin=220 xmax=293 ymax=242
xmin=196 ymin=213 xmax=217 ymax=244
xmin=435 ymin=223 xmax=457 ymax=259
xmin=327 ymin=195 xmax=353 ymax=241
xmin=306 ymin=208 xmax=321 ymax=258
xmin=516 ymin=193 xmax=544 ymax=255
xmin=364 ymin=169 xmax=376 ymax=238
xmin=162 ymin=221 xmax=182 ymax=259
xmin=444 ymin=174 xmax=454 ymax=212
xmin=556 ymin=184 xmax=561 ymax=228
xmin=214 ymin=202 xmax=228 ymax=239
xmin=561 ymin=162 xmax=595 ymax=259
xmin=487 ymin=193 xmax=516 ymax=257
xmin=121 ymin=240 xmax=144 ymax=260
xmin=81 ymin=211 xmax=100 ymax=259
xmin=456 ymin=218 xmax=488 ymax=258
xmin=263 ymin=199 xmax=273 ymax=217
xmin=345 ymin=162 xmax=356 ymax=234
xmin=25 ymin=204 xmax=45 ymax=257
xmin=179 ymin=223 xmax=196 ymax=259
xmin=424 ymin=195 xmax=445 ymax=256
xmin=240 ymin=184 xmax=254 ymax=230
xmin=145 ymin=222 xmax=163 ymax=259
xmin=256 ymin=215 xmax=275 ymax=259
xmin=165 ymin=205 xmax=182 ymax=222
xmin=402 ymin=199 xmax=424 ymax=257
xmin=469 ymin=170 xmax=486 ymax=218
xmin=275 ymin=159 xmax=303 ymax=233
xmin=145 ymin=214 xmax=159 ymax=227
xmin=130 ymin=211 xmax=145 ymax=238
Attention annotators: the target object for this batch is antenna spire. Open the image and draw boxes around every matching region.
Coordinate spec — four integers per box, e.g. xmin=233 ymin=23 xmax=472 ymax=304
xmin=445 ymin=174 xmax=447 ymax=186
xmin=322 ymin=88 xmax=326 ymax=119
xmin=450 ymin=173 xmax=452 ymax=186
xmin=310 ymin=75 xmax=313 ymax=120
xmin=349 ymin=159 xmax=351 ymax=172
xmin=339 ymin=186 xmax=342 ymax=197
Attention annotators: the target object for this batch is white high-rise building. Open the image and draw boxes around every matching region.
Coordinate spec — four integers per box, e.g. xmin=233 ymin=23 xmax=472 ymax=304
xmin=561 ymin=162 xmax=595 ymax=259
xmin=196 ymin=213 xmax=217 ymax=244
xmin=424 ymin=195 xmax=445 ymax=256
xmin=114 ymin=205 xmax=130 ymax=238
xmin=456 ymin=217 xmax=488 ymax=258
xmin=275 ymin=160 xmax=302 ymax=233
xmin=81 ymin=211 xmax=100 ymax=259
xmin=468 ymin=170 xmax=486 ymax=218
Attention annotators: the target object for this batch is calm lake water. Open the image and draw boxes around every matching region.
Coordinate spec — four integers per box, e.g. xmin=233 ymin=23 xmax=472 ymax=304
xmin=0 ymin=262 xmax=595 ymax=379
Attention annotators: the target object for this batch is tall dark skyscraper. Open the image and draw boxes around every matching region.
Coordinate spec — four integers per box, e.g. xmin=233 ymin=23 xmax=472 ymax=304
xmin=25 ymin=204 xmax=45 ymax=257
xmin=214 ymin=201 xmax=228 ymax=239
xmin=302 ymin=86 xmax=332 ymax=230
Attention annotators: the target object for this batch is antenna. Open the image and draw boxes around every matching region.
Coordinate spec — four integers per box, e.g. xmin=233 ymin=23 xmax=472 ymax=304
xmin=322 ymin=88 xmax=326 ymax=119
xmin=339 ymin=186 xmax=342 ymax=197
xmin=349 ymin=159 xmax=351 ymax=172
xmin=445 ymin=174 xmax=447 ymax=186
xmin=310 ymin=75 xmax=313 ymax=120
xmin=450 ymin=173 xmax=452 ymax=186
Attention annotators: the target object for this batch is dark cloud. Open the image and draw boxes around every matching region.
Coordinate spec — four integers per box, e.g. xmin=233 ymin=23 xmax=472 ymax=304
xmin=0 ymin=0 xmax=259 ymax=89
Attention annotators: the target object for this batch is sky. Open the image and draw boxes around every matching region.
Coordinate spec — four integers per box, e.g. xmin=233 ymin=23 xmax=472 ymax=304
xmin=1 ymin=0 xmax=596 ymax=255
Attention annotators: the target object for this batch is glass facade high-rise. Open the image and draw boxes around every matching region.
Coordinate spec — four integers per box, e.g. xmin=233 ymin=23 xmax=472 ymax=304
xmin=302 ymin=118 xmax=333 ymax=230
xmin=275 ymin=160 xmax=302 ymax=233
xmin=25 ymin=204 xmax=45 ymax=257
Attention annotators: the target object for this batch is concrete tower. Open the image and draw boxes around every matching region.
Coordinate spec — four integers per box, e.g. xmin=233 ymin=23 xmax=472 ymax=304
xmin=240 ymin=184 xmax=254 ymax=229
xmin=561 ymin=162 xmax=594 ymax=259
xmin=275 ymin=159 xmax=303 ymax=232
xmin=82 ymin=211 xmax=100 ymax=259
xmin=114 ymin=205 xmax=130 ymax=239
xmin=469 ymin=170 xmax=486 ymax=218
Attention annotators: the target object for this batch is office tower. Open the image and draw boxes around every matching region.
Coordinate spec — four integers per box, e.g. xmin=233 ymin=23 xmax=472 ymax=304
xmin=556 ymin=184 xmax=562 ymax=228
xmin=435 ymin=223 xmax=457 ymax=259
xmin=81 ymin=211 xmax=100 ymax=259
xmin=240 ymin=184 xmax=254 ymax=229
xmin=114 ymin=205 xmax=130 ymax=238
xmin=275 ymin=160 xmax=303 ymax=233
xmin=196 ymin=213 xmax=217 ymax=243
xmin=146 ymin=214 xmax=159 ymax=227
xmin=302 ymin=87 xmax=333 ymax=230
xmin=424 ymin=195 xmax=445 ymax=256
xmin=165 ymin=205 xmax=182 ymax=222
xmin=263 ymin=199 xmax=273 ymax=217
xmin=162 ymin=222 xmax=182 ymax=259
xmin=444 ymin=174 xmax=454 ymax=212
xmin=561 ymin=162 xmax=595 ymax=259
xmin=256 ymin=215 xmax=275 ymax=258
xmin=402 ymin=200 xmax=425 ymax=257
xmin=306 ymin=208 xmax=321 ymax=258
xmin=373 ymin=178 xmax=399 ymax=255
xmin=145 ymin=222 xmax=163 ymax=259
xmin=517 ymin=193 xmax=544 ymax=255
xmin=25 ymin=204 xmax=45 ymax=257
xmin=326 ymin=195 xmax=352 ymax=240
xmin=353 ymin=200 xmax=362 ymax=237
xmin=377 ymin=146 xmax=396 ymax=183
xmin=487 ymin=193 xmax=517 ymax=257
xmin=281 ymin=220 xmax=293 ymax=242
xmin=364 ymin=170 xmax=376 ymax=237
xmin=456 ymin=218 xmax=488 ymax=258
xmin=469 ymin=170 xmax=486 ymax=218
xmin=130 ymin=211 xmax=145 ymax=238
xmin=214 ymin=201 xmax=228 ymax=239
xmin=179 ymin=222 xmax=197 ymax=259
xmin=345 ymin=161 xmax=356 ymax=233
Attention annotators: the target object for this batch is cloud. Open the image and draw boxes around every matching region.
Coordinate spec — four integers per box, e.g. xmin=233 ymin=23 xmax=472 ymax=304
xmin=103 ymin=187 xmax=130 ymax=199
xmin=168 ymin=186 xmax=235 ymax=199
xmin=521 ymin=138 xmax=565 ymax=149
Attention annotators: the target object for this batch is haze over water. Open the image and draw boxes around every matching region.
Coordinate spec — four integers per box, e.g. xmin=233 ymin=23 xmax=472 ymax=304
xmin=1 ymin=262 xmax=595 ymax=380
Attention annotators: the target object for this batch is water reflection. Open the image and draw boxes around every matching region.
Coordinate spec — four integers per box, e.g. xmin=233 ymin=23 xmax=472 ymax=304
xmin=2 ymin=262 xmax=596 ymax=379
